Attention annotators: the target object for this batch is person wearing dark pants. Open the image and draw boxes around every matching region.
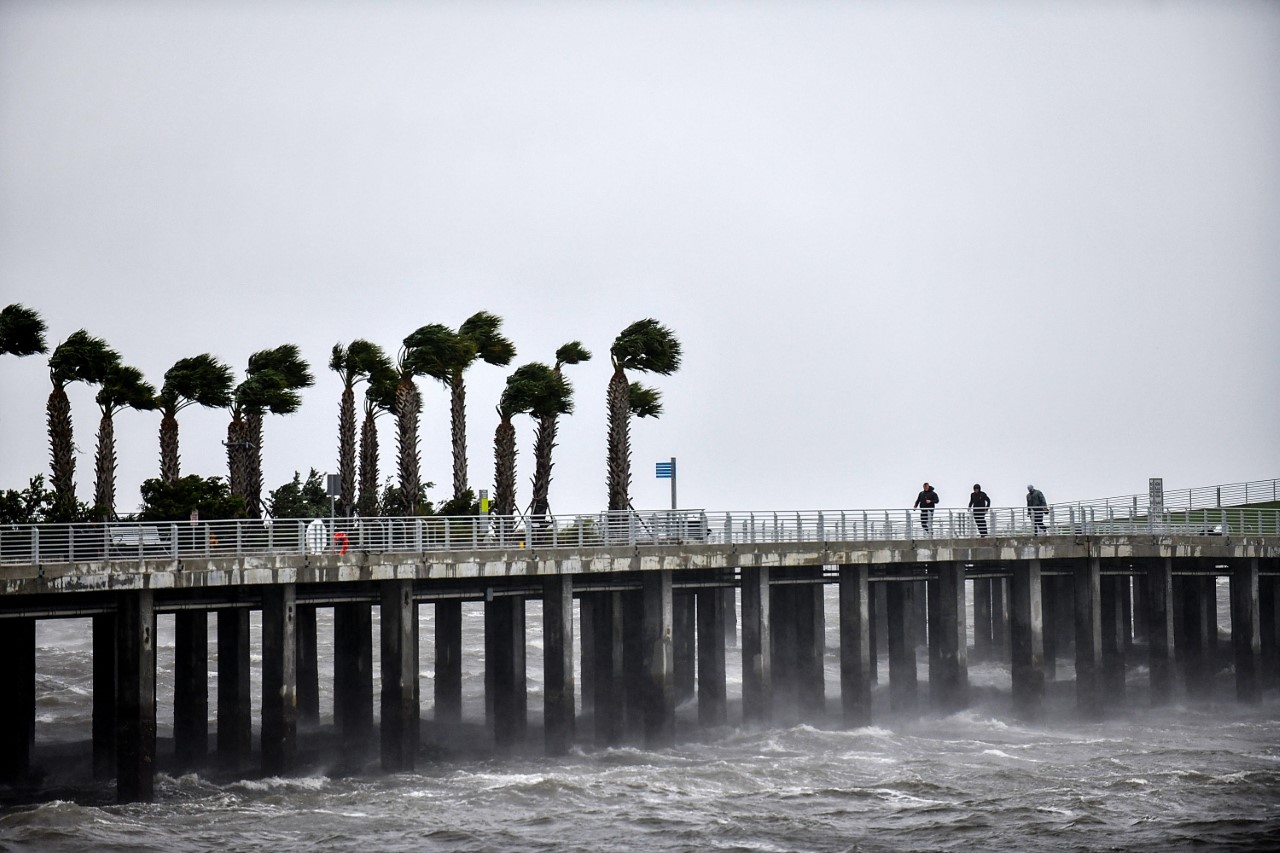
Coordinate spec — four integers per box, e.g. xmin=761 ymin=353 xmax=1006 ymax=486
xmin=914 ymin=482 xmax=939 ymax=533
xmin=1026 ymin=485 xmax=1048 ymax=534
xmin=969 ymin=484 xmax=991 ymax=536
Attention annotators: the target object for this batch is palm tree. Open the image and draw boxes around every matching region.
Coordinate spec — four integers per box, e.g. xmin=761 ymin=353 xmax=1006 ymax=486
xmin=492 ymin=363 xmax=565 ymax=517
xmin=93 ymin=364 xmax=157 ymax=518
xmin=0 ymin=304 xmax=48 ymax=358
xmin=448 ymin=312 xmax=516 ymax=502
xmin=225 ymin=372 xmax=275 ymax=517
xmin=243 ymin=345 xmax=314 ymax=518
xmin=358 ymin=364 xmax=397 ymax=516
xmin=330 ymin=340 xmax=389 ymax=516
xmin=529 ymin=341 xmax=591 ymax=520
xmin=46 ymin=331 xmax=121 ymax=520
xmin=156 ymin=354 xmax=234 ymax=483
xmin=396 ymin=325 xmax=471 ymax=515
xmin=606 ymin=319 xmax=682 ymax=512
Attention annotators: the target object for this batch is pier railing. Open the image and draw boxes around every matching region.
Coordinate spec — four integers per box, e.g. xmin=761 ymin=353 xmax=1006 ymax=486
xmin=1061 ymin=477 xmax=1280 ymax=516
xmin=3 ymin=505 xmax=1279 ymax=566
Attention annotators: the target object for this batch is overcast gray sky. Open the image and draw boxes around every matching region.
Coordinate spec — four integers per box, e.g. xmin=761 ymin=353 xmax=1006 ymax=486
xmin=2 ymin=0 xmax=1278 ymax=516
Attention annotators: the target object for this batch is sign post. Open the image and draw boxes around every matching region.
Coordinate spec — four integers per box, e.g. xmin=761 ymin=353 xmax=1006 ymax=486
xmin=655 ymin=458 xmax=676 ymax=510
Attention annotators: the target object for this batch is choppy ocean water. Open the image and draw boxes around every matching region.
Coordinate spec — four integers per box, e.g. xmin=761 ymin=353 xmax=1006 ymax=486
xmin=3 ymin=587 xmax=1278 ymax=852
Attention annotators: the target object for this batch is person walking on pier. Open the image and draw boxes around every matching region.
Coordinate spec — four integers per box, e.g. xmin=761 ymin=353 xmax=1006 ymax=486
xmin=1026 ymin=484 xmax=1048 ymax=534
xmin=914 ymin=482 xmax=939 ymax=532
xmin=969 ymin=483 xmax=991 ymax=536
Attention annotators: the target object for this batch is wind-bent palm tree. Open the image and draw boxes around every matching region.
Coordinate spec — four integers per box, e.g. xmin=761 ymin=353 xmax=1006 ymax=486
xmin=243 ymin=345 xmax=314 ymax=518
xmin=606 ymin=319 xmax=682 ymax=513
xmin=448 ymin=312 xmax=516 ymax=502
xmin=156 ymin=354 xmax=234 ymax=483
xmin=330 ymin=340 xmax=389 ymax=516
xmin=492 ymin=363 xmax=564 ymax=517
xmin=46 ymin=331 xmax=121 ymax=520
xmin=396 ymin=325 xmax=471 ymax=515
xmin=93 ymin=364 xmax=157 ymax=518
xmin=1 ymin=304 xmax=48 ymax=359
xmin=358 ymin=364 xmax=397 ymax=516
xmin=529 ymin=341 xmax=591 ymax=520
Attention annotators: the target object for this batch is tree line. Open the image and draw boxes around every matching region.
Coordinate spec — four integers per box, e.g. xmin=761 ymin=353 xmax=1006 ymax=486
xmin=0 ymin=304 xmax=681 ymax=523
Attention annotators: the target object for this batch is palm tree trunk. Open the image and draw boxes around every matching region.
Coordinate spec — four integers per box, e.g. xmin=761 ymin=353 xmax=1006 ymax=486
xmin=606 ymin=368 xmax=631 ymax=512
xmin=246 ymin=411 xmax=263 ymax=519
xmin=493 ymin=419 xmax=516 ymax=517
xmin=94 ymin=412 xmax=116 ymax=519
xmin=395 ymin=377 xmax=420 ymax=514
xmin=47 ymin=385 xmax=76 ymax=520
xmin=337 ymin=387 xmax=356 ymax=516
xmin=358 ymin=409 xmax=380 ymax=517
xmin=228 ymin=414 xmax=251 ymax=510
xmin=159 ymin=412 xmax=180 ymax=483
xmin=530 ymin=413 xmax=557 ymax=519
xmin=450 ymin=374 xmax=467 ymax=501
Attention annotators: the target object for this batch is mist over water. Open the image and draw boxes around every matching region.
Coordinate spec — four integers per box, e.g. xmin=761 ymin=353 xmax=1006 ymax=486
xmin=4 ymin=586 xmax=1278 ymax=852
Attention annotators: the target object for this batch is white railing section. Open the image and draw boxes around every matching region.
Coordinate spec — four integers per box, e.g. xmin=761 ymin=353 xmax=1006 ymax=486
xmin=1061 ymin=477 xmax=1280 ymax=516
xmin=2 ymin=506 xmax=1278 ymax=566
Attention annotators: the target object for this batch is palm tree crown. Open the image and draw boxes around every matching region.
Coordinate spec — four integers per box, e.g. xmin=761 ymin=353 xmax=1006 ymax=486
xmin=1 ymin=304 xmax=48 ymax=357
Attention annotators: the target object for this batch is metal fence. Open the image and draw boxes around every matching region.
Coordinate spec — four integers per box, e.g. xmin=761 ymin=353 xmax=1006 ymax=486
xmin=3 ymin=505 xmax=1278 ymax=566
xmin=1061 ymin=477 xmax=1280 ymax=516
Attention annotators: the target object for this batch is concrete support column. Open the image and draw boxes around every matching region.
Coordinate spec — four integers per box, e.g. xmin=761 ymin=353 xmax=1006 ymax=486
xmin=486 ymin=595 xmax=527 ymax=752
xmin=720 ymin=584 xmax=738 ymax=647
xmin=117 ymin=591 xmax=157 ymax=803
xmin=795 ymin=572 xmax=826 ymax=719
xmin=0 ymin=617 xmax=36 ymax=784
xmin=92 ymin=613 xmax=116 ymax=780
xmin=1180 ymin=572 xmax=1214 ymax=697
xmin=927 ymin=562 xmax=968 ymax=712
xmin=1146 ymin=558 xmax=1176 ymax=705
xmin=542 ymin=576 xmax=575 ymax=755
xmin=1121 ymin=578 xmax=1135 ymax=653
xmin=261 ymin=585 xmax=298 ymax=777
xmin=173 ymin=610 xmax=209 ymax=770
xmin=641 ymin=570 xmax=675 ymax=747
xmin=591 ymin=590 xmax=624 ymax=746
xmin=295 ymin=604 xmax=319 ymax=728
xmin=838 ymin=564 xmax=872 ymax=727
xmin=1074 ymin=557 xmax=1104 ymax=718
xmin=380 ymin=580 xmax=419 ymax=771
xmin=973 ymin=578 xmax=993 ymax=661
xmin=1230 ymin=557 xmax=1261 ymax=704
xmin=433 ymin=600 xmax=462 ymax=725
xmin=1262 ymin=572 xmax=1280 ymax=690
xmin=621 ymin=589 xmax=644 ymax=740
xmin=673 ymin=593 xmax=696 ymax=703
xmin=216 ymin=608 xmax=252 ymax=773
xmin=579 ymin=594 xmax=596 ymax=713
xmin=991 ymin=577 xmax=1009 ymax=657
xmin=696 ymin=578 xmax=727 ymax=728
xmin=1041 ymin=575 xmax=1059 ymax=681
xmin=1131 ymin=574 xmax=1150 ymax=647
xmin=1100 ymin=575 xmax=1127 ymax=700
xmin=741 ymin=567 xmax=773 ymax=725
xmin=886 ymin=577 xmax=918 ymax=715
xmin=911 ymin=577 xmax=928 ymax=651
xmin=769 ymin=582 xmax=798 ymax=710
xmin=334 ymin=602 xmax=374 ymax=762
xmin=872 ymin=582 xmax=888 ymax=683
xmin=1009 ymin=558 xmax=1045 ymax=718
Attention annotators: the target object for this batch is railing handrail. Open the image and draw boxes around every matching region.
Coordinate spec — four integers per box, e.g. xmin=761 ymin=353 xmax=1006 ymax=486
xmin=1056 ymin=477 xmax=1280 ymax=514
xmin=3 ymin=505 xmax=1278 ymax=566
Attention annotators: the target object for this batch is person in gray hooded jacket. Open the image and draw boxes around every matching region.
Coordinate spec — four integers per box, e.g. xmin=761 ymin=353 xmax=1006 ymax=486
xmin=1026 ymin=485 xmax=1047 ymax=533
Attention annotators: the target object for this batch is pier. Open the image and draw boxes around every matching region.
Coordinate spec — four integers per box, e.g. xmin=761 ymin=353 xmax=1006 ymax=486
xmin=2 ymin=504 xmax=1278 ymax=803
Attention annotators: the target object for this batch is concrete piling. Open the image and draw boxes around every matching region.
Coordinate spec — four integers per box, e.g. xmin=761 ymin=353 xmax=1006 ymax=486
xmin=173 ymin=609 xmax=208 ymax=770
xmin=116 ymin=591 xmax=156 ymax=804
xmin=261 ymin=585 xmax=298 ymax=776
xmin=542 ymin=576 xmax=575 ymax=755
xmin=741 ymin=567 xmax=773 ymax=725
xmin=838 ymin=564 xmax=872 ymax=727
xmin=216 ymin=608 xmax=252 ymax=773
xmin=696 ymin=575 xmax=728 ymax=727
xmin=380 ymin=580 xmax=419 ymax=770
xmin=1009 ymin=558 xmax=1045 ymax=718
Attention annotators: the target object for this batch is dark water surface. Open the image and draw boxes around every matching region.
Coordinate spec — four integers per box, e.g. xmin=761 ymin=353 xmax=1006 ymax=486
xmin=3 ymin=591 xmax=1278 ymax=852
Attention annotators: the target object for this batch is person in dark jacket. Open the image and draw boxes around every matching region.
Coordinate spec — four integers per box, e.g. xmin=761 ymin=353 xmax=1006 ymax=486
xmin=914 ymin=482 xmax=939 ymax=532
xmin=969 ymin=484 xmax=991 ymax=536
xmin=1026 ymin=484 xmax=1048 ymax=533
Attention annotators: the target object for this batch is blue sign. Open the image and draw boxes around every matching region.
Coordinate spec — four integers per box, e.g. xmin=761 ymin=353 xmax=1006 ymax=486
xmin=655 ymin=462 xmax=674 ymax=479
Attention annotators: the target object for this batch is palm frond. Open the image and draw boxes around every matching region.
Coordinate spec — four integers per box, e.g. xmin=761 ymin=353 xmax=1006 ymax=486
xmin=610 ymin=319 xmax=682 ymax=375
xmin=554 ymin=341 xmax=592 ymax=369
xmin=628 ymin=382 xmax=663 ymax=418
xmin=0 ymin=303 xmax=48 ymax=356
xmin=48 ymin=330 xmax=121 ymax=388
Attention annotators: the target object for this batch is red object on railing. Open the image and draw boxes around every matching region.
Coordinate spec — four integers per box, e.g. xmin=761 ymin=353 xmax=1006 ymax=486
xmin=333 ymin=531 xmax=349 ymax=555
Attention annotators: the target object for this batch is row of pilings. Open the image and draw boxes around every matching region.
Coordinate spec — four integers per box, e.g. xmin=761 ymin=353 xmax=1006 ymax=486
xmin=1 ymin=556 xmax=1277 ymax=803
